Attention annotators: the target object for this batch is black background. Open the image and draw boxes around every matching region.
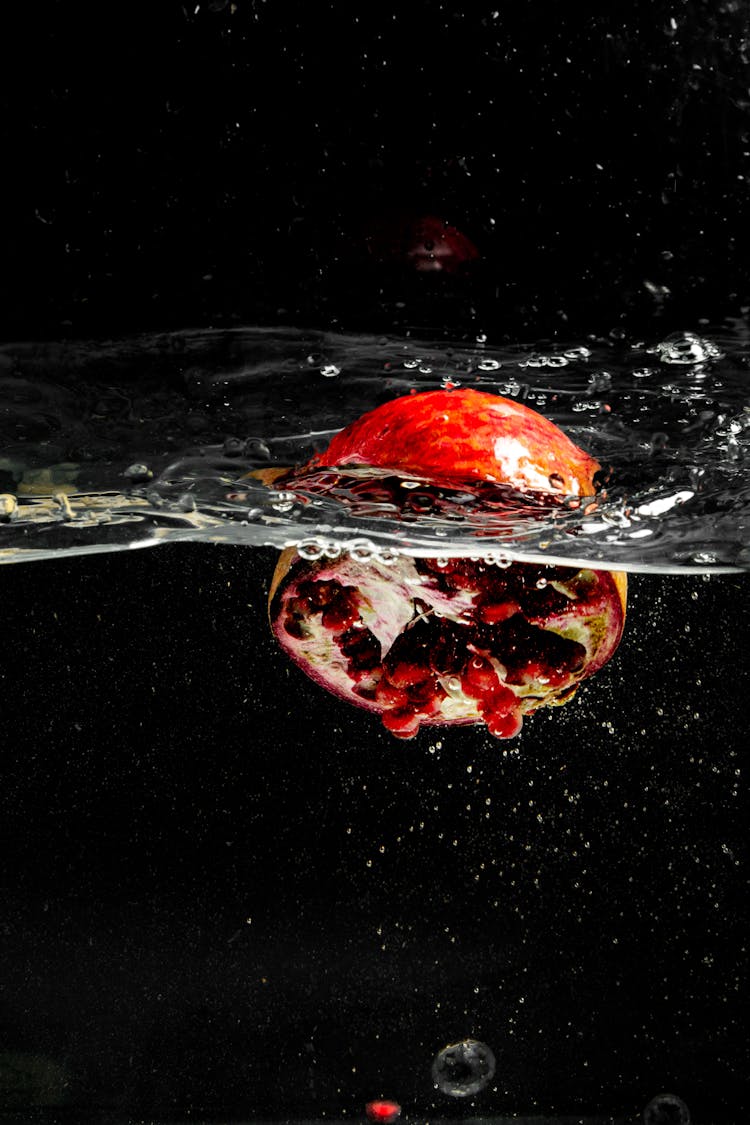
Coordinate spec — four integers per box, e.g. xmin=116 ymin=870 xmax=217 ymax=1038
xmin=1 ymin=548 xmax=748 ymax=1121
xmin=1 ymin=1 xmax=750 ymax=1121
xmin=3 ymin=0 xmax=750 ymax=338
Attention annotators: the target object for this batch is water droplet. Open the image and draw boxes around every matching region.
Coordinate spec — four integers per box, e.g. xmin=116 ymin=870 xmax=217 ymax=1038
xmin=536 ymin=577 xmax=548 ymax=589
xmin=124 ymin=463 xmax=153 ymax=483
xmin=320 ymin=364 xmax=341 ymax=378
xmin=177 ymin=493 xmax=196 ymax=512
xmin=431 ymin=1039 xmax=496 ymax=1098
xmin=403 ymin=359 xmax=419 ymax=369
xmin=643 ymin=1092 xmax=691 ymax=1125
xmin=477 ymin=359 xmax=501 ymax=371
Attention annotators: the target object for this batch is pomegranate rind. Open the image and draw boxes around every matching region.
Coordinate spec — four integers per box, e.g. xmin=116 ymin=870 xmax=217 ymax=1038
xmin=294 ymin=388 xmax=602 ymax=497
xmin=269 ymin=551 xmax=627 ymax=738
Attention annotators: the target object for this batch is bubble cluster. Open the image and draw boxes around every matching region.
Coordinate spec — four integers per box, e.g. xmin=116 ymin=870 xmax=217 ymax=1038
xmin=653 ymin=332 xmax=722 ymax=365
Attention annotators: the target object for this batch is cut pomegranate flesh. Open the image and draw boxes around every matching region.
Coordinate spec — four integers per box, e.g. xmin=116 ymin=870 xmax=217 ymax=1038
xmin=270 ymin=552 xmax=626 ymax=742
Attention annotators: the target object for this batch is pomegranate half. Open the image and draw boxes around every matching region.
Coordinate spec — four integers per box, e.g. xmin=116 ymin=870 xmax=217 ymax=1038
xmin=270 ymin=553 xmax=626 ymax=741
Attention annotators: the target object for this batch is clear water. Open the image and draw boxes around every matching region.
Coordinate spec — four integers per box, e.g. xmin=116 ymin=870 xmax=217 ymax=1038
xmin=2 ymin=323 xmax=748 ymax=572
xmin=2 ymin=322 xmax=748 ymax=1124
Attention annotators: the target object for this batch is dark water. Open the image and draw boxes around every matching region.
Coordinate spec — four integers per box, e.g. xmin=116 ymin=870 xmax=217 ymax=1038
xmin=2 ymin=2 xmax=749 ymax=1123
xmin=1 ymin=327 xmax=748 ymax=1124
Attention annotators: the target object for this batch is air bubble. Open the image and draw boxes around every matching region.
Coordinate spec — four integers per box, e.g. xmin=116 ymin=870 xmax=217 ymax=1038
xmin=270 ymin=490 xmax=296 ymax=513
xmin=124 ymin=464 xmax=153 ymax=483
xmin=378 ymin=547 xmax=400 ymax=565
xmin=643 ymin=1092 xmax=691 ymax=1124
xmin=431 ymin=1039 xmax=496 ymax=1098
xmin=244 ymin=437 xmax=271 ymax=460
xmin=297 ymin=539 xmax=326 ymax=560
xmin=563 ymin=346 xmax=592 ymax=360
xmin=320 ymin=364 xmax=341 ymax=378
xmin=477 ymin=359 xmax=501 ymax=371
xmin=348 ymin=539 xmax=377 ymax=562
xmin=223 ymin=436 xmax=245 ymax=457
xmin=177 ymin=493 xmax=196 ymax=512
xmin=520 ymin=354 xmax=569 ymax=369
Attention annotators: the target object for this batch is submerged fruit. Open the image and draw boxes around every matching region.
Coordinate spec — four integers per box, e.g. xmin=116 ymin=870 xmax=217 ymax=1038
xmin=269 ymin=552 xmax=626 ymax=741
xmin=294 ymin=388 xmax=601 ymax=498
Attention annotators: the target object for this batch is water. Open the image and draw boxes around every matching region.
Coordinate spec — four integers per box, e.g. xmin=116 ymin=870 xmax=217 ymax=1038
xmin=1 ymin=323 xmax=748 ymax=1123
xmin=1 ymin=324 xmax=749 ymax=572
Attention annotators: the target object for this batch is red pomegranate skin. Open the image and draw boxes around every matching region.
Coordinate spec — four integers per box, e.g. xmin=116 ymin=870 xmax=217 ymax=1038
xmin=364 ymin=213 xmax=480 ymax=273
xmin=294 ymin=388 xmax=601 ymax=499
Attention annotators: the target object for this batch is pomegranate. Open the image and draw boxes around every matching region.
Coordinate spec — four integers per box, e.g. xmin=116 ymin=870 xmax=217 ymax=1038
xmin=265 ymin=388 xmax=626 ymax=741
xmin=290 ymin=388 xmax=601 ymax=498
xmin=270 ymin=553 xmax=626 ymax=741
xmin=364 ymin=213 xmax=480 ymax=274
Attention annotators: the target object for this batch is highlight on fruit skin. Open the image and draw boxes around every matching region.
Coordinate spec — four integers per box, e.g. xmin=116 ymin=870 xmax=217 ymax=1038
xmin=290 ymin=387 xmax=602 ymax=498
xmin=269 ymin=551 xmax=627 ymax=742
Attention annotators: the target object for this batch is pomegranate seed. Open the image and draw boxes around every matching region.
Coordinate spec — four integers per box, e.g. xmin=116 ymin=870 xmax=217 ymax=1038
xmin=386 ymin=660 xmax=432 ymax=688
xmin=366 ymin=1101 xmax=401 ymax=1123
xmin=375 ymin=680 xmax=411 ymax=708
xmin=321 ymin=594 xmax=359 ymax=632
xmin=297 ymin=579 xmax=340 ymax=608
xmin=477 ymin=599 xmax=520 ymax=624
xmin=461 ymin=655 xmax=500 ymax=699
xmin=479 ymin=681 xmax=518 ymax=716
xmin=382 ymin=707 xmax=420 ymax=738
xmin=485 ymin=707 xmax=523 ymax=739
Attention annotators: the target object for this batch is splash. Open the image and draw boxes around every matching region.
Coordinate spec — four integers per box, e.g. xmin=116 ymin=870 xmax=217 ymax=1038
xmin=1 ymin=326 xmax=748 ymax=571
